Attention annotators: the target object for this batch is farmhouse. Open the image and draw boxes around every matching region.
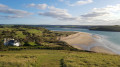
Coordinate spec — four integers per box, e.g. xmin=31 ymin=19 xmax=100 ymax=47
xmin=4 ymin=38 xmax=20 ymax=46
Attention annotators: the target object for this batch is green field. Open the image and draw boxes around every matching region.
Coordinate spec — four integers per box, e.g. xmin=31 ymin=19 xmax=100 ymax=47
xmin=0 ymin=50 xmax=120 ymax=67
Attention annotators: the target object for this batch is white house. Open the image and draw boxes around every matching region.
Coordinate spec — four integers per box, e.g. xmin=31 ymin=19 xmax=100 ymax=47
xmin=4 ymin=38 xmax=20 ymax=46
xmin=13 ymin=41 xmax=20 ymax=46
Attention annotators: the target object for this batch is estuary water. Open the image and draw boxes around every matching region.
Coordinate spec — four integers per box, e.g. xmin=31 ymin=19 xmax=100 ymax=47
xmin=47 ymin=28 xmax=120 ymax=54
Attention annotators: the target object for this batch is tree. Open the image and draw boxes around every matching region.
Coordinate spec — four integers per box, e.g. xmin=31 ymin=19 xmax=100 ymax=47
xmin=0 ymin=36 xmax=4 ymax=51
xmin=24 ymin=41 xmax=30 ymax=46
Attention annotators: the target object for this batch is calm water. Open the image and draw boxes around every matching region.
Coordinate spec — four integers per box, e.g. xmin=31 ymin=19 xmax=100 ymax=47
xmin=47 ymin=28 xmax=120 ymax=54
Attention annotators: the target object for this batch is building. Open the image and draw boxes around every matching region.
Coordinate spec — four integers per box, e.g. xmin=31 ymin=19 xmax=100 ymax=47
xmin=4 ymin=38 xmax=20 ymax=46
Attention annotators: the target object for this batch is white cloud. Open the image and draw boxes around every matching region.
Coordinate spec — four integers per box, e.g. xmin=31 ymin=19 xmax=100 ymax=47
xmin=37 ymin=3 xmax=120 ymax=25
xmin=0 ymin=15 xmax=24 ymax=18
xmin=39 ymin=6 xmax=78 ymax=21
xmin=0 ymin=4 xmax=33 ymax=18
xmin=68 ymin=0 xmax=93 ymax=6
xmin=0 ymin=4 xmax=8 ymax=8
xmin=25 ymin=3 xmax=120 ymax=25
xmin=27 ymin=3 xmax=47 ymax=10
xmin=93 ymin=4 xmax=120 ymax=13
xmin=79 ymin=4 xmax=120 ymax=24
xmin=81 ymin=12 xmax=109 ymax=17
xmin=58 ymin=0 xmax=64 ymax=2
xmin=0 ymin=8 xmax=32 ymax=16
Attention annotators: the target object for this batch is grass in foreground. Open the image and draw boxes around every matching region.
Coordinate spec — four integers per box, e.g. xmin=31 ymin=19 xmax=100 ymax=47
xmin=0 ymin=50 xmax=120 ymax=67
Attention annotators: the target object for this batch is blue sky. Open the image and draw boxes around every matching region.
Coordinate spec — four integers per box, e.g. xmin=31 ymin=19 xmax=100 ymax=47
xmin=0 ymin=0 xmax=120 ymax=25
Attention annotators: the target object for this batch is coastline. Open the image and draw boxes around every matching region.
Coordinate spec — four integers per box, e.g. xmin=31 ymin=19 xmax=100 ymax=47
xmin=60 ymin=32 xmax=115 ymax=54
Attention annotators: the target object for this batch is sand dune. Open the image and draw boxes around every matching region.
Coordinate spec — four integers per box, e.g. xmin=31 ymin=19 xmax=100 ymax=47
xmin=60 ymin=32 xmax=115 ymax=54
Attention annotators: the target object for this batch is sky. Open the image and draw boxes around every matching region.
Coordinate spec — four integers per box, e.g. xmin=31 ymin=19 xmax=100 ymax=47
xmin=0 ymin=0 xmax=120 ymax=25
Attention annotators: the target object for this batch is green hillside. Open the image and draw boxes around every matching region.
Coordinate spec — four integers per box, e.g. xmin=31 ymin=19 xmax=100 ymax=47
xmin=0 ymin=50 xmax=120 ymax=67
xmin=0 ymin=25 xmax=76 ymax=50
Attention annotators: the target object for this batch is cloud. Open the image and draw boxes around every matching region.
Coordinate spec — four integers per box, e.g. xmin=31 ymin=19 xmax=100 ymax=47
xmin=58 ymin=0 xmax=64 ymax=2
xmin=93 ymin=4 xmax=120 ymax=12
xmin=27 ymin=3 xmax=47 ymax=10
xmin=39 ymin=6 xmax=78 ymax=21
xmin=0 ymin=4 xmax=8 ymax=8
xmin=79 ymin=4 xmax=120 ymax=23
xmin=37 ymin=3 xmax=120 ymax=25
xmin=0 ymin=8 xmax=32 ymax=16
xmin=0 ymin=15 xmax=23 ymax=18
xmin=68 ymin=0 xmax=93 ymax=6
xmin=81 ymin=12 xmax=109 ymax=17
xmin=0 ymin=4 xmax=33 ymax=18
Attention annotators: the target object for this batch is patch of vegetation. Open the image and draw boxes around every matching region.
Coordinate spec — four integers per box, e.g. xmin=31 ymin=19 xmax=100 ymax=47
xmin=0 ymin=50 xmax=119 ymax=67
xmin=64 ymin=52 xmax=120 ymax=67
xmin=15 ymin=31 xmax=26 ymax=39
xmin=26 ymin=29 xmax=43 ymax=36
xmin=53 ymin=31 xmax=77 ymax=37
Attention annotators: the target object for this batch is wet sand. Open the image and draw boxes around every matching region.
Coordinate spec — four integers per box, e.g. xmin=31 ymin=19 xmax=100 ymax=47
xmin=60 ymin=32 xmax=115 ymax=54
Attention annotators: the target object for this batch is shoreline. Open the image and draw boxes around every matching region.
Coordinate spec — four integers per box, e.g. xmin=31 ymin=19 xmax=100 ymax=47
xmin=60 ymin=32 xmax=115 ymax=54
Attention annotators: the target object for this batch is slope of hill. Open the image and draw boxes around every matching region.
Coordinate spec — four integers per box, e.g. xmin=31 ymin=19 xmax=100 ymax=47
xmin=0 ymin=50 xmax=120 ymax=67
xmin=0 ymin=25 xmax=76 ymax=50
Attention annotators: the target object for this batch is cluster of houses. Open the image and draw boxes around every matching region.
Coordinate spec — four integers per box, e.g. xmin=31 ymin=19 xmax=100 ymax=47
xmin=4 ymin=38 xmax=20 ymax=46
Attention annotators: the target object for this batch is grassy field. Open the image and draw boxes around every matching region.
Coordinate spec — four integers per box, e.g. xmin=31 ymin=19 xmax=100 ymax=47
xmin=0 ymin=50 xmax=120 ymax=67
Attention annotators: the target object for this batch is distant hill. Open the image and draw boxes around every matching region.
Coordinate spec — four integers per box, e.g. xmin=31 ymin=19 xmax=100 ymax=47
xmin=89 ymin=25 xmax=120 ymax=32
xmin=29 ymin=25 xmax=92 ymax=29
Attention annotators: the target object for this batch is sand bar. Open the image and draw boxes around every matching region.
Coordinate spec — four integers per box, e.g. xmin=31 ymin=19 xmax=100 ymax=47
xmin=60 ymin=32 xmax=115 ymax=54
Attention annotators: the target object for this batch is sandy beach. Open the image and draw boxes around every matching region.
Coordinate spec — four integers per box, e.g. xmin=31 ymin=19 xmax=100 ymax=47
xmin=60 ymin=32 xmax=115 ymax=54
